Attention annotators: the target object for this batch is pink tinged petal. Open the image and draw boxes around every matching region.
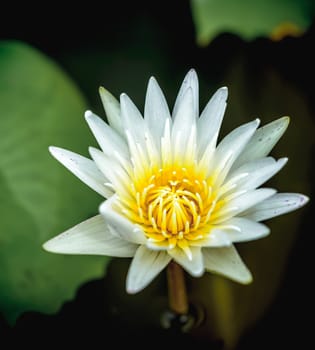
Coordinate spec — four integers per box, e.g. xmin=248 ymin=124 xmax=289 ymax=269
xmin=232 ymin=116 xmax=290 ymax=170
xmin=85 ymin=111 xmax=129 ymax=157
xmin=99 ymin=197 xmax=147 ymax=245
xmin=223 ymin=157 xmax=288 ymax=193
xmin=210 ymin=119 xmax=260 ymax=187
xmin=43 ymin=215 xmax=137 ymax=257
xmin=242 ymin=193 xmax=309 ymax=221
xmin=218 ymin=217 xmax=270 ymax=243
xmin=126 ymin=245 xmax=171 ymax=294
xmin=48 ymin=146 xmax=112 ymax=198
xmin=173 ymin=69 xmax=199 ymax=119
xmin=197 ymin=86 xmax=228 ymax=158
xmin=168 ymin=246 xmax=204 ymax=277
xmin=202 ymin=245 xmax=252 ymax=284
xmin=144 ymin=77 xmax=172 ymax=150
xmin=212 ymin=188 xmax=276 ymax=224
xmin=99 ymin=87 xmax=124 ymax=136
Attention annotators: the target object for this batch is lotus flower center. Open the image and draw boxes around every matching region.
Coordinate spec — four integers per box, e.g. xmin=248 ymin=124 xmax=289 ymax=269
xmin=134 ymin=167 xmax=215 ymax=245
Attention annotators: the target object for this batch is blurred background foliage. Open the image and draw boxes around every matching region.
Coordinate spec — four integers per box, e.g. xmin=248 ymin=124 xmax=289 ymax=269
xmin=0 ymin=42 xmax=109 ymax=324
xmin=191 ymin=0 xmax=315 ymax=45
xmin=0 ymin=1 xmax=314 ymax=349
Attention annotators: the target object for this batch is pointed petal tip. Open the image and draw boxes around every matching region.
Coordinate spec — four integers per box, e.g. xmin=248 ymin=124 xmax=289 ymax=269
xmin=42 ymin=239 xmax=59 ymax=254
xmin=279 ymin=157 xmax=289 ymax=165
xmin=241 ymin=272 xmax=253 ymax=285
xmin=42 ymin=238 xmax=64 ymax=254
xmin=99 ymin=86 xmax=115 ymax=100
xmin=281 ymin=116 xmax=290 ymax=125
xmin=120 ymin=92 xmax=131 ymax=105
xmin=88 ymin=146 xmax=99 ymax=157
xmin=48 ymin=145 xmax=57 ymax=154
xmin=126 ymin=285 xmax=139 ymax=294
xmin=147 ymin=76 xmax=159 ymax=91
xmin=192 ymin=267 xmax=204 ymax=277
xmin=271 ymin=116 xmax=290 ymax=131
xmin=149 ymin=76 xmax=157 ymax=83
xmin=84 ymin=110 xmax=103 ymax=129
xmin=48 ymin=146 xmax=63 ymax=158
xmin=181 ymin=69 xmax=198 ymax=88
xmin=300 ymin=194 xmax=310 ymax=206
xmin=188 ymin=68 xmax=197 ymax=76
xmin=186 ymin=69 xmax=198 ymax=86
xmin=255 ymin=118 xmax=261 ymax=126
xmin=99 ymin=199 xmax=107 ymax=214
xmin=218 ymin=86 xmax=228 ymax=95
xmin=210 ymin=86 xmax=228 ymax=103
xmin=42 ymin=241 xmax=50 ymax=252
xmin=84 ymin=110 xmax=93 ymax=120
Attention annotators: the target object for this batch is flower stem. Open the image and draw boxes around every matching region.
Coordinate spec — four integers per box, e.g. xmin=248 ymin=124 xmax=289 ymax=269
xmin=167 ymin=261 xmax=188 ymax=314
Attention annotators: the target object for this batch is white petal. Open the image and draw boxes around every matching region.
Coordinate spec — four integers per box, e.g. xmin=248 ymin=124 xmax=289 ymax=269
xmin=218 ymin=217 xmax=270 ymax=242
xmin=172 ymin=87 xmax=195 ymax=128
xmin=210 ymin=119 xmax=260 ymax=187
xmin=161 ymin=118 xmax=172 ymax=169
xmin=43 ymin=215 xmax=137 ymax=257
xmin=189 ymin=230 xmax=231 ymax=247
xmin=120 ymin=93 xmax=146 ymax=145
xmin=232 ymin=116 xmax=290 ymax=169
xmin=120 ymin=93 xmax=158 ymax=169
xmin=126 ymin=245 xmax=171 ymax=294
xmin=203 ymin=245 xmax=252 ymax=284
xmin=144 ymin=77 xmax=171 ymax=150
xmin=99 ymin=197 xmax=147 ymax=245
xmin=223 ymin=157 xmax=288 ymax=193
xmin=173 ymin=69 xmax=199 ymax=119
xmin=168 ymin=246 xmax=204 ymax=277
xmin=212 ymin=188 xmax=276 ymax=223
xmin=99 ymin=87 xmax=124 ymax=136
xmin=172 ymin=88 xmax=197 ymax=164
xmin=230 ymin=188 xmax=276 ymax=213
xmin=49 ymin=146 xmax=112 ymax=198
xmin=89 ymin=147 xmax=131 ymax=194
xmin=242 ymin=193 xmax=309 ymax=221
xmin=197 ymin=86 xmax=227 ymax=158
xmin=85 ymin=111 xmax=129 ymax=157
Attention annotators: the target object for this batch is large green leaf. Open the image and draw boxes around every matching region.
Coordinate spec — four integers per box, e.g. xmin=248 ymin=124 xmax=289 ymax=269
xmin=191 ymin=0 xmax=315 ymax=46
xmin=0 ymin=41 xmax=109 ymax=323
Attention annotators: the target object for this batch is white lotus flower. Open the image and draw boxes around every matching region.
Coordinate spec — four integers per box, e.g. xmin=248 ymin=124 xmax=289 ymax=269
xmin=43 ymin=69 xmax=309 ymax=294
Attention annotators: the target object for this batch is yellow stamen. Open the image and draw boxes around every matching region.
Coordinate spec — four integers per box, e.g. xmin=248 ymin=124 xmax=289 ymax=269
xmin=117 ymin=164 xmax=227 ymax=254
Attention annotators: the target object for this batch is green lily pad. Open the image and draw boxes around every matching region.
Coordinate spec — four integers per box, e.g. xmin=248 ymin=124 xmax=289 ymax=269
xmin=0 ymin=41 xmax=109 ymax=324
xmin=191 ymin=0 xmax=315 ymax=46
